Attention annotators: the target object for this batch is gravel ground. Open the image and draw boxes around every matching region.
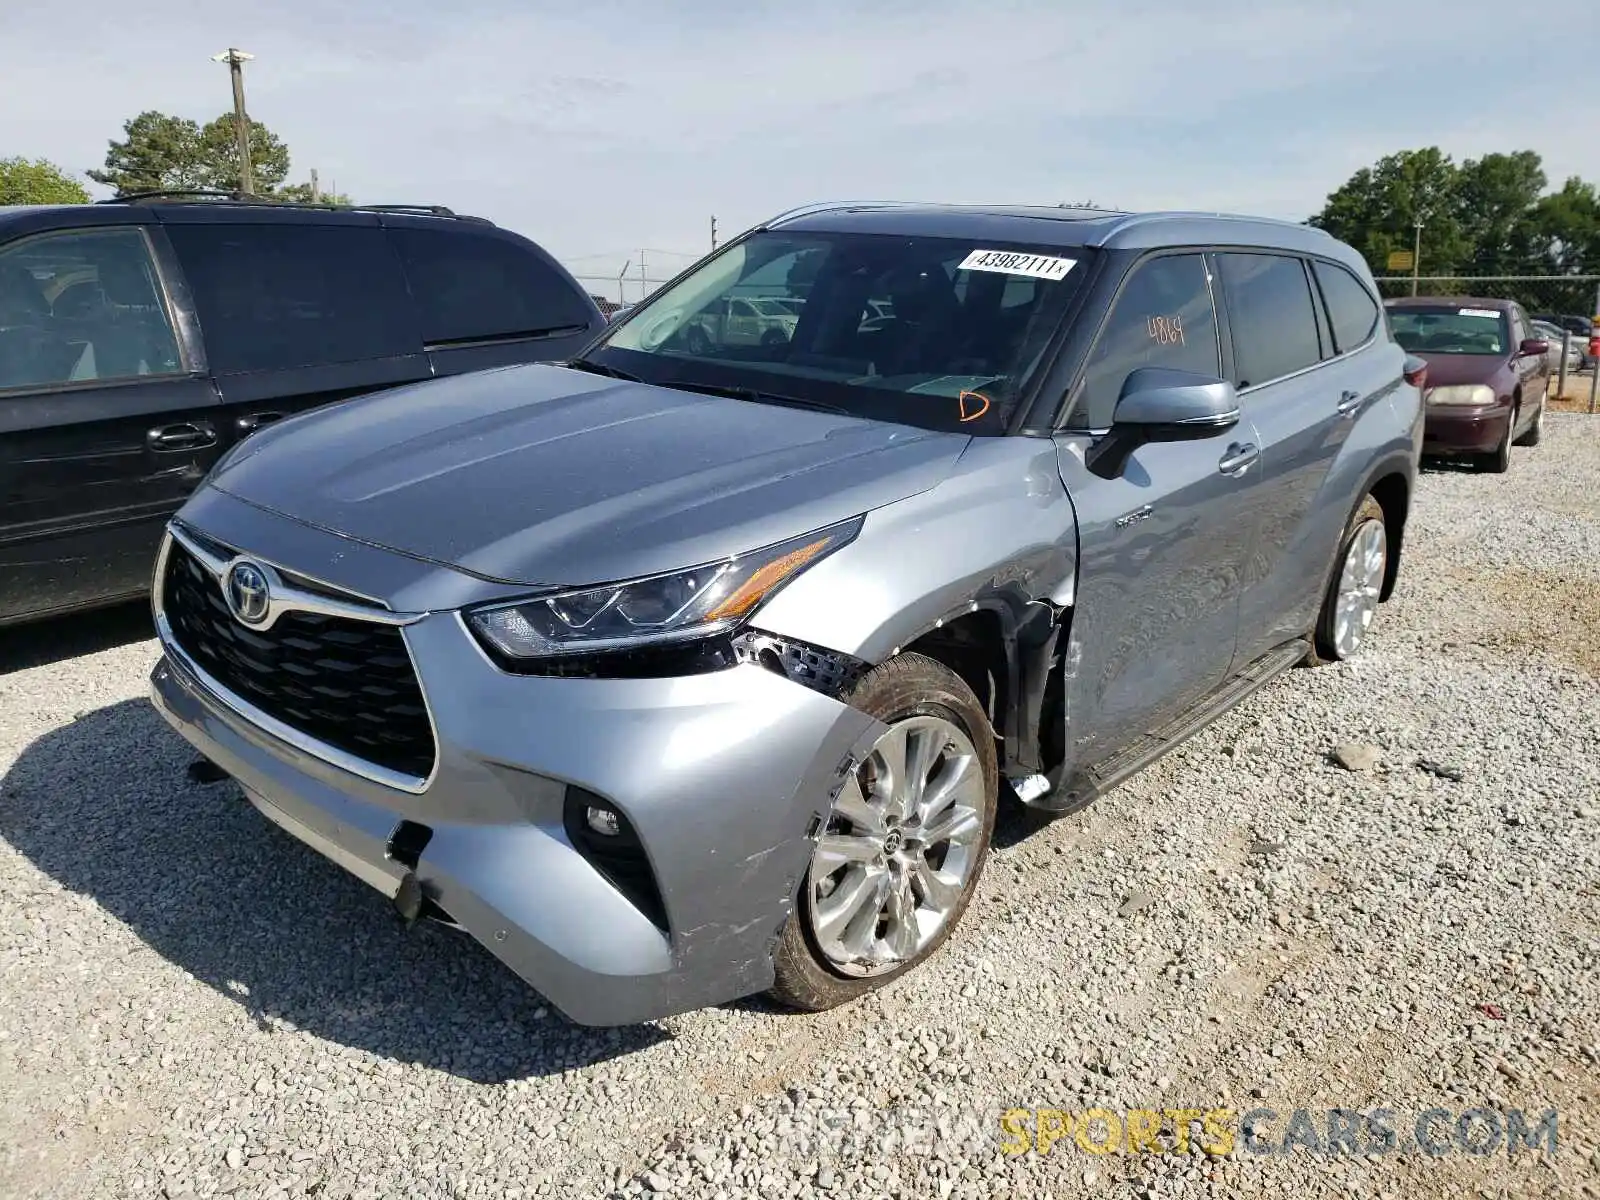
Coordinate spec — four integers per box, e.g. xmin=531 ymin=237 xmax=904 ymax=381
xmin=2 ymin=417 xmax=1598 ymax=1200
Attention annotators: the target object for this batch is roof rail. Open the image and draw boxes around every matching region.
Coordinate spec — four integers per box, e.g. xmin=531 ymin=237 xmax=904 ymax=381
xmin=357 ymin=203 xmax=455 ymax=216
xmin=762 ymin=200 xmax=917 ymax=227
xmin=98 ymin=191 xmax=492 ymax=224
xmin=1104 ymin=210 xmax=1332 ymax=238
xmin=99 ymin=189 xmax=246 ymax=205
xmin=356 ymin=204 xmax=495 ymax=226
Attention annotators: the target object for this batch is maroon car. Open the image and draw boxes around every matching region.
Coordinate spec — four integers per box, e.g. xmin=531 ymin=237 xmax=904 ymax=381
xmin=1383 ymin=296 xmax=1550 ymax=473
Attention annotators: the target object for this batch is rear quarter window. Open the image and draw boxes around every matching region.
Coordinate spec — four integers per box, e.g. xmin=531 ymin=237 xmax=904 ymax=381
xmin=167 ymin=224 xmax=419 ymax=373
xmin=1312 ymin=260 xmax=1381 ymax=354
xmin=390 ymin=228 xmax=593 ymax=346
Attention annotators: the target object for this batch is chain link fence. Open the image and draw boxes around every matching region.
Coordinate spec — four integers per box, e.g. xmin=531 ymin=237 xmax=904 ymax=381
xmin=1374 ymin=275 xmax=1600 ymax=318
xmin=572 ymin=274 xmax=677 ymax=307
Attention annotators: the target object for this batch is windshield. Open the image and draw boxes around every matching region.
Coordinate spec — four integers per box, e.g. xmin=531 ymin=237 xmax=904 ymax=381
xmin=589 ymin=231 xmax=1091 ymax=433
xmin=1386 ymin=306 xmax=1509 ymax=356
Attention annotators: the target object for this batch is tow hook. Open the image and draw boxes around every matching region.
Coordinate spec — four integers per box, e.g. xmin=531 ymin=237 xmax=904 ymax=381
xmin=393 ymin=871 xmax=425 ymax=926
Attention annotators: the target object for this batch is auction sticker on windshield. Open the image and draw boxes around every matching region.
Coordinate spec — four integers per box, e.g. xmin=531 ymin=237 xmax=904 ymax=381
xmin=959 ymin=249 xmax=1077 ymax=281
xmin=1458 ymin=308 xmax=1500 ymax=319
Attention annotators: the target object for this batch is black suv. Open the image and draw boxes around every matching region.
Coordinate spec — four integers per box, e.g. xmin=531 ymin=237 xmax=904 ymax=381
xmin=0 ymin=194 xmax=605 ymax=627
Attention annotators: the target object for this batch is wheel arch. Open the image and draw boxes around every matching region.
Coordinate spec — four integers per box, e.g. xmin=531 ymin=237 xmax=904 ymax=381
xmin=1363 ymin=463 xmax=1411 ymax=602
xmin=885 ymin=592 xmax=1068 ymax=780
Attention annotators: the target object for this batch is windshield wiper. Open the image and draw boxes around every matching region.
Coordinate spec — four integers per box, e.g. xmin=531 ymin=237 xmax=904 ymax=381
xmin=564 ymin=357 xmax=645 ymax=382
xmin=669 ymin=380 xmax=852 ymax=416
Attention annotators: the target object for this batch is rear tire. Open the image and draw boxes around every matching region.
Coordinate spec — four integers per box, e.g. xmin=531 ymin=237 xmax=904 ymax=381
xmin=768 ymin=653 xmax=997 ymax=1013
xmin=1305 ymin=495 xmax=1387 ymax=666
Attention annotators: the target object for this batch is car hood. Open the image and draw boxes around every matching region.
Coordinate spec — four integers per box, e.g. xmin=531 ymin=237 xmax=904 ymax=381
xmin=1408 ymin=353 xmax=1511 ymax=388
xmin=210 ymin=363 xmax=970 ymax=587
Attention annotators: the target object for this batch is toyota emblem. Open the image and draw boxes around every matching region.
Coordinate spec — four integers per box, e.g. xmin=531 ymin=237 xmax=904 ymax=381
xmin=224 ymin=560 xmax=272 ymax=626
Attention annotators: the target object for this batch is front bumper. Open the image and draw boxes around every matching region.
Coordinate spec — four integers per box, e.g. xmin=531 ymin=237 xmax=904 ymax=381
xmin=1422 ymin=404 xmax=1510 ymax=455
xmin=150 ymin=548 xmax=880 ymax=1027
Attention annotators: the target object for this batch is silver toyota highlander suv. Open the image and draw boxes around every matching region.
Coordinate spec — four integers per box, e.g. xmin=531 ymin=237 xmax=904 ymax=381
xmin=150 ymin=203 xmax=1424 ymax=1026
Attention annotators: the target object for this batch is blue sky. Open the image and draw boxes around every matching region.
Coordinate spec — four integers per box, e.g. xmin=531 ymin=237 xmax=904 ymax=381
xmin=4 ymin=0 xmax=1595 ymax=298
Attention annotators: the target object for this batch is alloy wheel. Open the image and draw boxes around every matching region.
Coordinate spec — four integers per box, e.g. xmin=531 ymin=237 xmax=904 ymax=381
xmin=1332 ymin=518 xmax=1387 ymax=658
xmin=805 ymin=715 xmax=986 ymax=978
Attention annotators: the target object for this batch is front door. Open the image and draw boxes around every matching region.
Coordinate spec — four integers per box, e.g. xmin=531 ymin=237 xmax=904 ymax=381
xmin=1051 ymin=251 xmax=1261 ymax=775
xmin=0 ymin=225 xmax=221 ymax=623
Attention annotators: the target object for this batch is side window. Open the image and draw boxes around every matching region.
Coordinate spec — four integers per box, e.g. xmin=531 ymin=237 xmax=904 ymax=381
xmin=0 ymin=227 xmax=182 ymax=391
xmin=1216 ymin=253 xmax=1322 ymax=388
xmin=167 ymin=224 xmax=418 ymax=373
xmin=1312 ymin=260 xmax=1381 ymax=355
xmin=390 ymin=228 xmax=592 ymax=345
xmin=1075 ymin=253 xmax=1221 ymax=427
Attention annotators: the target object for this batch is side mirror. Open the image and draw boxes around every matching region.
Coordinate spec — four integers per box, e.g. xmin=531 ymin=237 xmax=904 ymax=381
xmin=1519 ymin=338 xmax=1549 ymax=357
xmin=1087 ymin=368 xmax=1240 ymax=478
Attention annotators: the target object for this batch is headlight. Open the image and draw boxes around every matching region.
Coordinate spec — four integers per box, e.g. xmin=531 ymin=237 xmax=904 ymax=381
xmin=1426 ymin=384 xmax=1496 ymax=406
xmin=468 ymin=517 xmax=862 ymax=660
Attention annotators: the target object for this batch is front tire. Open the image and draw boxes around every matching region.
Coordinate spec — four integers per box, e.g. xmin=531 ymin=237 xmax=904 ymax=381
xmin=1477 ymin=404 xmax=1516 ymax=472
xmin=768 ymin=653 xmax=997 ymax=1013
xmin=1514 ymin=397 xmax=1544 ymax=447
xmin=1306 ymin=494 xmax=1387 ymax=665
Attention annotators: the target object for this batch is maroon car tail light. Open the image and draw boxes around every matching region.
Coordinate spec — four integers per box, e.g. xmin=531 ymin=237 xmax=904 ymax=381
xmin=1402 ymin=354 xmax=1428 ymax=390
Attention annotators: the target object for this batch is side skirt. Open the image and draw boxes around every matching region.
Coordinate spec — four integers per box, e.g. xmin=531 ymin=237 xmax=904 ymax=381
xmin=1018 ymin=638 xmax=1310 ymax=815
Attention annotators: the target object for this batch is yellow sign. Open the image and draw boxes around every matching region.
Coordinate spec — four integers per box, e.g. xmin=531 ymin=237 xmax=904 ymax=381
xmin=1387 ymin=250 xmax=1414 ymax=271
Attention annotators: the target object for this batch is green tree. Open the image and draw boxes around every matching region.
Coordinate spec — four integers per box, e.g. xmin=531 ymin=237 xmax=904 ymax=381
xmin=195 ymin=114 xmax=289 ymax=193
xmin=1528 ymin=177 xmax=1600 ymax=276
xmin=89 ymin=109 xmax=291 ymax=196
xmin=1455 ymin=151 xmax=1546 ymax=274
xmin=275 ymin=181 xmax=353 ymax=206
xmin=1309 ymin=147 xmax=1472 ymax=276
xmin=0 ymin=156 xmax=91 ymax=205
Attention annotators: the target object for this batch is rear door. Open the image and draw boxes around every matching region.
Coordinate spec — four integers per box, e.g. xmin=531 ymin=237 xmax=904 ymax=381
xmin=1222 ymin=253 xmax=1384 ymax=666
xmin=0 ymin=221 xmax=220 ymax=623
xmin=158 ymin=210 xmax=430 ymax=440
xmin=1508 ymin=304 xmax=1549 ymax=416
xmin=385 ymin=221 xmax=604 ymax=375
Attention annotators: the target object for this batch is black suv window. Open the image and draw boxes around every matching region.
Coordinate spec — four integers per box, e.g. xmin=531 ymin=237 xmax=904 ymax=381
xmin=391 ymin=228 xmax=592 ymax=346
xmin=1075 ymin=253 xmax=1221 ymax=427
xmin=0 ymin=227 xmax=182 ymax=391
xmin=1312 ymin=260 xmax=1380 ymax=355
xmin=167 ymin=224 xmax=418 ymax=373
xmin=1217 ymin=253 xmax=1322 ymax=388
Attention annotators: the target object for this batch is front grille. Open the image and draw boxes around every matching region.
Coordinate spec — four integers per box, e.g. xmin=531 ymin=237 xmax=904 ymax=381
xmin=161 ymin=538 xmax=437 ymax=781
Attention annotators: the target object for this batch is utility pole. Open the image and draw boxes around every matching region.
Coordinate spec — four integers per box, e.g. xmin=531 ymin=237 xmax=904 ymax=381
xmin=309 ymin=168 xmax=320 ymax=202
xmin=710 ymin=215 xmax=718 ymax=251
xmin=1411 ymin=219 xmax=1423 ymax=297
xmin=617 ymin=259 xmax=631 ymax=306
xmin=211 ymin=48 xmax=256 ymax=195
xmin=639 ymin=250 xmax=647 ymax=298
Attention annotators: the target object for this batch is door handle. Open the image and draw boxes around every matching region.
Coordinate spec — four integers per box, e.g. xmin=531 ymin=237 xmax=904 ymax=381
xmin=236 ymin=411 xmax=286 ymax=434
xmin=1336 ymin=390 xmax=1363 ymax=418
xmin=1218 ymin=442 xmax=1259 ymax=475
xmin=146 ymin=422 xmax=217 ymax=452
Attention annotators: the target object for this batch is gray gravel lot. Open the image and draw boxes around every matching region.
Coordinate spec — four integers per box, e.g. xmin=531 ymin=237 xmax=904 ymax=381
xmin=2 ymin=418 xmax=1598 ymax=1200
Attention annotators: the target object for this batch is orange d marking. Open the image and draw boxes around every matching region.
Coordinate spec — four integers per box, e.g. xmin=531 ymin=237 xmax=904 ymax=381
xmin=958 ymin=391 xmax=992 ymax=422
